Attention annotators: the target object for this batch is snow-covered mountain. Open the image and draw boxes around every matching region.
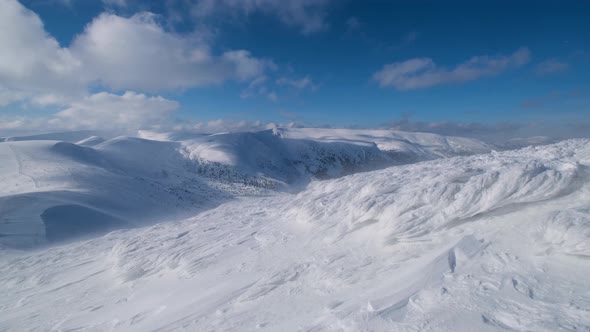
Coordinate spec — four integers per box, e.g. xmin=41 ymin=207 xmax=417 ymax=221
xmin=0 ymin=128 xmax=491 ymax=248
xmin=152 ymin=127 xmax=492 ymax=183
xmin=1 ymin=130 xmax=589 ymax=331
xmin=0 ymin=130 xmax=115 ymax=143
xmin=0 ymin=137 xmax=226 ymax=248
xmin=498 ymin=136 xmax=562 ymax=149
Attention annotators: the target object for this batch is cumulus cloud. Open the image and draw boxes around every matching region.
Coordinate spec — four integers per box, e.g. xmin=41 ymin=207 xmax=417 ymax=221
xmin=0 ymin=0 xmax=84 ymax=100
xmin=70 ymin=12 xmax=273 ymax=91
xmin=373 ymin=48 xmax=531 ymax=90
xmin=534 ymin=59 xmax=569 ymax=76
xmin=0 ymin=116 xmax=49 ymax=132
xmin=191 ymin=0 xmax=334 ymax=34
xmin=0 ymin=0 xmax=280 ymax=130
xmin=50 ymin=91 xmax=178 ymax=129
xmin=0 ymin=0 xmax=273 ymax=100
xmin=0 ymin=91 xmax=178 ymax=132
xmin=0 ymin=88 xmax=29 ymax=107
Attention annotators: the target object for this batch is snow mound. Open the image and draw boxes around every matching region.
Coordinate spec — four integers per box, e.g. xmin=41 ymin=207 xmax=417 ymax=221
xmin=538 ymin=209 xmax=590 ymax=256
xmin=0 ymin=139 xmax=589 ymax=331
xmin=0 ymin=138 xmax=230 ymax=248
xmin=287 ymin=140 xmax=583 ymax=243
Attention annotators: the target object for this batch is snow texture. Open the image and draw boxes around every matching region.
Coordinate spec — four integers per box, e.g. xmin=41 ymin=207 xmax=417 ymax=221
xmin=1 ymin=129 xmax=589 ymax=331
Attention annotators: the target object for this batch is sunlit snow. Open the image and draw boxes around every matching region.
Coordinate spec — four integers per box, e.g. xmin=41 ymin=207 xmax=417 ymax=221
xmin=1 ymin=129 xmax=589 ymax=331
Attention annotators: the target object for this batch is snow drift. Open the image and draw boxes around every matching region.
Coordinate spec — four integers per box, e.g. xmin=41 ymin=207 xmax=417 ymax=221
xmin=1 ymin=138 xmax=589 ymax=331
xmin=0 ymin=138 xmax=229 ymax=248
xmin=0 ymin=128 xmax=491 ymax=248
xmin=287 ymin=140 xmax=584 ymax=244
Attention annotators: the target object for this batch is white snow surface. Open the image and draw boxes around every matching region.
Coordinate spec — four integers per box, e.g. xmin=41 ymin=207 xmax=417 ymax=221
xmin=1 ymin=129 xmax=590 ymax=331
xmin=0 ymin=128 xmax=491 ymax=248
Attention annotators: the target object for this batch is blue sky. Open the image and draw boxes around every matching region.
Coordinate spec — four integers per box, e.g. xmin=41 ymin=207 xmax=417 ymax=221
xmin=1 ymin=0 xmax=589 ymax=138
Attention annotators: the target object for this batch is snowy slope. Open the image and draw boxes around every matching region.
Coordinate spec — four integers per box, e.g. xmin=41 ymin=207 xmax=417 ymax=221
xmin=0 ymin=130 xmax=115 ymax=143
xmin=1 ymin=139 xmax=589 ymax=331
xmin=0 ymin=128 xmax=491 ymax=248
xmin=275 ymin=127 xmax=492 ymax=157
xmin=0 ymin=138 xmax=233 ymax=248
xmin=149 ymin=127 xmax=492 ymax=184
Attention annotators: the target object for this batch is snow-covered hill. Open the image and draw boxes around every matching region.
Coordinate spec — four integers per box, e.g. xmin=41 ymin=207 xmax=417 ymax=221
xmin=0 ymin=128 xmax=491 ymax=248
xmin=149 ymin=127 xmax=492 ymax=184
xmin=0 ymin=137 xmax=232 ymax=248
xmin=1 ymin=138 xmax=589 ymax=331
xmin=0 ymin=130 xmax=115 ymax=143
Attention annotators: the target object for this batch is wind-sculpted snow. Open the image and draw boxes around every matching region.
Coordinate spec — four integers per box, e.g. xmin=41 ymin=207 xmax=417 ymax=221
xmin=537 ymin=209 xmax=590 ymax=257
xmin=1 ymin=139 xmax=589 ymax=331
xmin=288 ymin=141 xmax=582 ymax=243
xmin=0 ymin=128 xmax=492 ymax=248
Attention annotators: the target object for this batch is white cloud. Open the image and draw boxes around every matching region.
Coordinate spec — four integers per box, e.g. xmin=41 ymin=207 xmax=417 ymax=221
xmin=240 ymin=74 xmax=317 ymax=101
xmin=276 ymin=76 xmax=318 ymax=91
xmin=240 ymin=75 xmax=270 ymax=99
xmin=0 ymin=91 xmax=178 ymax=132
xmin=70 ymin=12 xmax=273 ymax=91
xmin=0 ymin=0 xmax=280 ymax=131
xmin=0 ymin=87 xmax=29 ymax=107
xmin=0 ymin=0 xmax=84 ymax=100
xmin=191 ymin=0 xmax=334 ymax=34
xmin=0 ymin=116 xmax=48 ymax=131
xmin=102 ymin=0 xmax=126 ymax=6
xmin=373 ymin=48 xmax=531 ymax=90
xmin=534 ymin=59 xmax=569 ymax=76
xmin=0 ymin=0 xmax=273 ymax=100
xmin=50 ymin=91 xmax=178 ymax=130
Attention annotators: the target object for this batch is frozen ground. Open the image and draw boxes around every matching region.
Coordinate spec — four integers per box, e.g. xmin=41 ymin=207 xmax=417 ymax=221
xmin=0 ymin=129 xmax=589 ymax=331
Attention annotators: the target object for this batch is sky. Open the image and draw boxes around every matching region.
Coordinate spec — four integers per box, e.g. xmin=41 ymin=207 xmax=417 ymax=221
xmin=0 ymin=0 xmax=589 ymax=140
